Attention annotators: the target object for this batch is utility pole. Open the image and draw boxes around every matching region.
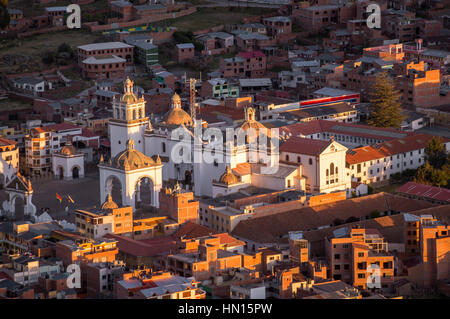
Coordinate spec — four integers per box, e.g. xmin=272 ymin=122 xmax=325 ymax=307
xmin=189 ymin=78 xmax=197 ymax=121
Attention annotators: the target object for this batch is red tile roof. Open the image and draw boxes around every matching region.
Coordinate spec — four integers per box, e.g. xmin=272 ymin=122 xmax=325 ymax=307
xmin=45 ymin=123 xmax=81 ymax=132
xmin=397 ymin=182 xmax=450 ymax=203
xmin=171 ymin=222 xmax=217 ymax=240
xmin=32 ymin=127 xmax=51 ymax=134
xmin=280 ymin=136 xmax=331 ymax=156
xmin=0 ymin=137 xmax=17 ymax=147
xmin=346 ymin=145 xmax=388 ymax=165
xmin=80 ymin=128 xmax=98 ymax=138
xmin=379 ymin=133 xmax=450 ymax=156
xmin=281 ymin=120 xmax=416 ymax=141
xmin=346 ymin=133 xmax=450 ymax=164
xmin=104 ymin=234 xmax=176 ymax=257
xmin=214 ymin=233 xmax=245 ymax=247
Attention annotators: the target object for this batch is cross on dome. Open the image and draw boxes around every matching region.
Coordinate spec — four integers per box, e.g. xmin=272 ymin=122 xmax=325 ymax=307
xmin=125 ymin=77 xmax=134 ymax=93
xmin=172 ymin=93 xmax=182 ymax=109
xmin=127 ymin=139 xmax=135 ymax=150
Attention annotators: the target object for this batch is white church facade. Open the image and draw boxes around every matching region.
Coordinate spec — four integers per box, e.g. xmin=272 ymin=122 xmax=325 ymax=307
xmin=105 ymin=78 xmax=353 ymax=202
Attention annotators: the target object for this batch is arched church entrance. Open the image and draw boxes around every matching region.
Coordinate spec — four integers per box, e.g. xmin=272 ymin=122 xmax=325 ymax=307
xmin=105 ymin=175 xmax=123 ymax=207
xmin=135 ymin=177 xmax=154 ymax=209
xmin=72 ymin=166 xmax=79 ymax=179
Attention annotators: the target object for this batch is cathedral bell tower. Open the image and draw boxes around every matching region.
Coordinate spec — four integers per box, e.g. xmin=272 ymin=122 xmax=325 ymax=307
xmin=109 ymin=78 xmax=148 ymax=157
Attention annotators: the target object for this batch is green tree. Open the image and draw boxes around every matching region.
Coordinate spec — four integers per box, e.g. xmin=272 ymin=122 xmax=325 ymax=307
xmin=425 ymin=137 xmax=447 ymax=168
xmin=368 ymin=71 xmax=405 ymax=128
xmin=414 ymin=162 xmax=433 ymax=185
xmin=430 ymin=168 xmax=449 ymax=187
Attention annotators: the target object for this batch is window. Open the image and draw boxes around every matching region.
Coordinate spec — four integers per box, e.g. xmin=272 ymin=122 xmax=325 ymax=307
xmin=309 ymin=158 xmax=313 ymax=165
xmin=358 ymin=273 xmax=365 ymax=279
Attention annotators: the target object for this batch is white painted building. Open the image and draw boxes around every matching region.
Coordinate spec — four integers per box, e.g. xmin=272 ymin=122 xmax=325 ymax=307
xmin=107 ymin=79 xmax=361 ymax=200
xmin=280 ymin=136 xmax=351 ymax=194
xmin=52 ymin=143 xmax=85 ymax=180
xmin=346 ymin=133 xmax=450 ymax=184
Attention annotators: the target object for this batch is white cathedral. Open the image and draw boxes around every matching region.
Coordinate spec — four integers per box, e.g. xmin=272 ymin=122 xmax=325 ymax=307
xmin=100 ymin=78 xmax=351 ymax=211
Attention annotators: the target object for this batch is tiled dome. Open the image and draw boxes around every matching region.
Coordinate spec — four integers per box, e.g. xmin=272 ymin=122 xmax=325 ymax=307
xmin=112 ymin=139 xmax=155 ymax=170
xmin=219 ymin=165 xmax=239 ymax=185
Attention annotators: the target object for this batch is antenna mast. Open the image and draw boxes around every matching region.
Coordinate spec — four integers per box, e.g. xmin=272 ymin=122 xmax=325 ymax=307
xmin=189 ymin=78 xmax=198 ymax=121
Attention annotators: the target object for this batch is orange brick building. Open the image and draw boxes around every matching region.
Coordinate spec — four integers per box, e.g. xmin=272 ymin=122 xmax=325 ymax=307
xmin=167 ymin=235 xmax=243 ymax=281
xmin=55 ymin=238 xmax=119 ymax=267
xmin=159 ymin=186 xmax=199 ymax=224
xmin=115 ymin=270 xmax=206 ymax=299
xmin=325 ymin=227 xmax=394 ymax=290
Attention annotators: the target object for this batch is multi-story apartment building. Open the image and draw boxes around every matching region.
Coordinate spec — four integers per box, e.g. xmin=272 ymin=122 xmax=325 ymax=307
xmin=326 ymin=227 xmax=395 ymax=290
xmin=77 ymin=42 xmax=134 ymax=67
xmin=85 ymin=260 xmax=125 ymax=298
xmin=418 ymin=216 xmax=450 ymax=288
xmin=346 ymin=134 xmax=450 ymax=185
xmin=393 ymin=61 xmax=441 ymax=108
xmin=77 ymin=42 xmax=133 ymax=80
xmin=311 ymin=63 xmax=344 ymax=89
xmin=403 ymin=213 xmax=421 ymax=255
xmin=175 ymin=43 xmax=195 ymax=63
xmin=24 ymin=123 xmax=84 ymax=176
xmin=295 ymin=5 xmax=340 ymax=33
xmin=24 ymin=127 xmax=55 ymax=176
xmin=124 ymin=35 xmax=158 ymax=68
xmin=220 ymin=51 xmax=267 ymax=78
xmin=404 ymin=215 xmax=450 ymax=289
xmin=55 ymin=238 xmax=119 ymax=267
xmin=167 ymin=235 xmax=245 ymax=281
xmin=262 ymin=16 xmax=292 ymax=37
xmin=75 ymin=196 xmax=134 ymax=240
xmin=159 ymin=187 xmax=199 ymax=225
xmin=200 ymin=78 xmax=240 ymax=99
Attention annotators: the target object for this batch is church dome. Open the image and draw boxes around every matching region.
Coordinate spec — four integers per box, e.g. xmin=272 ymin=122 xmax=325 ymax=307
xmin=238 ymin=107 xmax=270 ymax=140
xmin=163 ymin=93 xmax=193 ymax=126
xmin=112 ymin=139 xmax=156 ymax=170
xmin=219 ymin=165 xmax=239 ymax=185
xmin=172 ymin=93 xmax=181 ymax=105
xmin=60 ymin=144 xmax=77 ymax=156
xmin=101 ymin=194 xmax=118 ymax=210
xmin=165 ymin=108 xmax=193 ymax=126
xmin=121 ymin=77 xmax=138 ymax=104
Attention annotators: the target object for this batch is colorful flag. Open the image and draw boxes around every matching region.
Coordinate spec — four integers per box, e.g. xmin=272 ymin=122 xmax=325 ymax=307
xmin=56 ymin=193 xmax=62 ymax=203
xmin=68 ymin=195 xmax=74 ymax=204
